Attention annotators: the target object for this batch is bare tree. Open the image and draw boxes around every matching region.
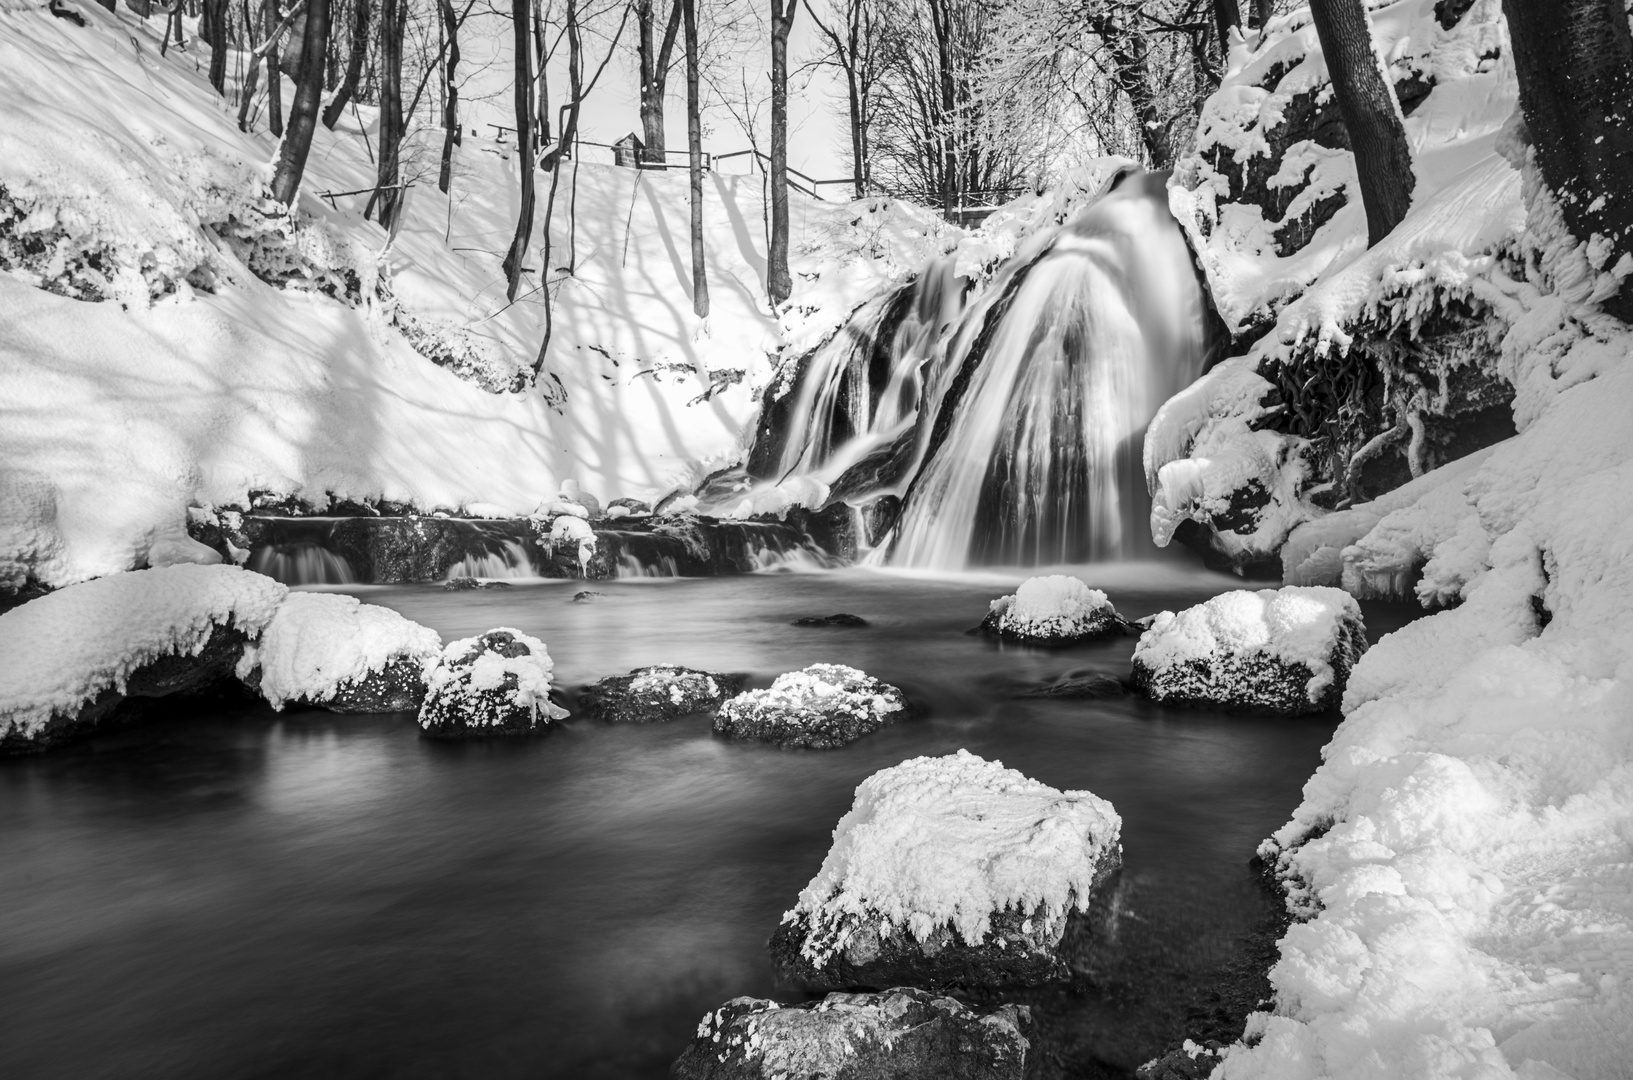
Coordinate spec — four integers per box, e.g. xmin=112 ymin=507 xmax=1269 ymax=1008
xmin=1502 ymin=0 xmax=1633 ymax=321
xmin=370 ymin=0 xmax=408 ymax=229
xmin=768 ymin=0 xmax=796 ymax=305
xmin=322 ymin=0 xmax=371 ymax=129
xmin=204 ymin=0 xmax=230 ymax=94
xmin=271 ymin=0 xmax=332 ymax=204
xmin=635 ymin=0 xmax=684 ymax=165
xmin=1308 ymin=0 xmax=1414 ymax=245
xmin=805 ymin=0 xmax=885 ymax=198
xmin=437 ymin=0 xmax=462 ymax=192
xmin=683 ymin=0 xmax=709 ymax=316
xmin=502 ymin=0 xmax=539 ymax=300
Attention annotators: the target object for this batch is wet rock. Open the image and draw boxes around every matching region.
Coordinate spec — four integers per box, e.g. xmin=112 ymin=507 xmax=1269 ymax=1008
xmin=1016 ymin=671 xmax=1127 ymax=699
xmin=418 ymin=629 xmax=568 ymax=738
xmin=1137 ymin=1040 xmax=1228 ymax=1080
xmin=792 ymin=613 xmax=869 ymax=627
xmin=1130 ymin=587 xmax=1367 ymax=715
xmin=713 ymin=664 xmax=910 ymax=749
xmin=606 ymin=498 xmax=651 ymax=515
xmin=579 ymin=665 xmax=745 ymax=723
xmin=772 ymin=751 xmax=1122 ymax=992
xmin=571 ymin=590 xmax=604 ymax=603
xmin=442 ymin=577 xmax=512 ymax=591
xmin=670 ymin=988 xmax=1031 ymax=1080
xmin=977 ymin=575 xmax=1130 ymax=647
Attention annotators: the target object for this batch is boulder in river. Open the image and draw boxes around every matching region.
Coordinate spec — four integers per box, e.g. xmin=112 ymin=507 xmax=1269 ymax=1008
xmin=579 ymin=665 xmax=745 ymax=723
xmin=418 ymin=628 xmax=568 ymax=737
xmin=670 ymin=988 xmax=1030 ymax=1080
xmin=1016 ymin=671 xmax=1127 ymax=699
xmin=792 ymin=613 xmax=869 ymax=627
xmin=1130 ymin=586 xmax=1367 ymax=715
xmin=771 ymin=750 xmax=1122 ymax=991
xmin=978 ymin=575 xmax=1130 ymax=646
xmin=713 ymin=664 xmax=909 ymax=749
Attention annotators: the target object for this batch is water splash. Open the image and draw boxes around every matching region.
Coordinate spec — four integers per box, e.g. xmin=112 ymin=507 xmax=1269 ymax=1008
xmin=249 ymin=543 xmax=358 ymax=586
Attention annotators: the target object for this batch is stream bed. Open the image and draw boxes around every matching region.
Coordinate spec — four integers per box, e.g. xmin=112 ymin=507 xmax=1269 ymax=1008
xmin=0 ymin=565 xmax=1421 ymax=1079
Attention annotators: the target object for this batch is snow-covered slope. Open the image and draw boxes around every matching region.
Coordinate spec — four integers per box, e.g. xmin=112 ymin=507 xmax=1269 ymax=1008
xmin=0 ymin=2 xmax=948 ymax=588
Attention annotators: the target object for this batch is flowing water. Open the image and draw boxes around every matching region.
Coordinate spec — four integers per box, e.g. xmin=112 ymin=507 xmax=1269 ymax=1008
xmin=0 ymin=568 xmax=1421 ymax=1079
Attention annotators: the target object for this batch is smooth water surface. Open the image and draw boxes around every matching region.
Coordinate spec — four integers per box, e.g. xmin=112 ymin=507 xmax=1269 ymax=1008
xmin=0 ymin=567 xmax=1419 ymax=1079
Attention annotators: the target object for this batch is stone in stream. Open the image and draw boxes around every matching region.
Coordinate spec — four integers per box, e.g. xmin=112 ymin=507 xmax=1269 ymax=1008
xmin=571 ymin=590 xmax=605 ymax=603
xmin=1016 ymin=670 xmax=1127 ymax=699
xmin=770 ymin=750 xmax=1122 ymax=991
xmin=442 ymin=577 xmax=512 ymax=591
xmin=418 ymin=628 xmax=568 ymax=738
xmin=670 ymin=988 xmax=1031 ymax=1080
xmin=792 ymin=613 xmax=869 ymax=627
xmin=1130 ymin=586 xmax=1367 ymax=716
xmin=579 ymin=665 xmax=745 ymax=723
xmin=713 ymin=664 xmax=910 ymax=749
xmin=977 ymin=575 xmax=1132 ymax=647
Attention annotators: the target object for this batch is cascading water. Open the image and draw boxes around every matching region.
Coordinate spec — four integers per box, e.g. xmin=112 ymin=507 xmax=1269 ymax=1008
xmin=248 ymin=543 xmax=359 ymax=586
xmin=891 ymin=170 xmax=1206 ymax=568
xmin=446 ymin=540 xmax=537 ymax=581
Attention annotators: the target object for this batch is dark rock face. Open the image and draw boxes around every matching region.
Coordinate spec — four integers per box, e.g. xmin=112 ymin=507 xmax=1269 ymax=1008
xmin=1131 ymin=615 xmax=1368 ymax=716
xmin=671 ymin=988 xmax=1030 ymax=1080
xmin=713 ymin=665 xmax=911 ymax=749
xmin=418 ymin=630 xmax=561 ymax=738
xmin=1137 ymin=1042 xmax=1228 ymax=1080
xmin=792 ymin=613 xmax=869 ymax=627
xmin=579 ymin=666 xmax=746 ymax=723
xmin=1016 ymin=672 xmax=1126 ymax=699
xmin=319 ymin=656 xmax=428 ymax=714
xmin=0 ymin=623 xmax=250 ymax=754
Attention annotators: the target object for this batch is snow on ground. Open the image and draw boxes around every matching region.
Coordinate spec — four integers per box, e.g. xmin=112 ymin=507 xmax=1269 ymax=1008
xmin=0 ymin=564 xmax=286 ymax=741
xmin=239 ymin=591 xmax=441 ymax=710
xmin=0 ymin=2 xmax=945 ymax=589
xmin=786 ymin=749 xmax=1121 ymax=967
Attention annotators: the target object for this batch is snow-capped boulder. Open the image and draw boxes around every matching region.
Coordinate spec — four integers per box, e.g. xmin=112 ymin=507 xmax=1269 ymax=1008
xmin=978 ymin=575 xmax=1128 ymax=646
xmin=771 ymin=750 xmax=1122 ymax=991
xmin=146 ymin=529 xmax=225 ymax=569
xmin=237 ymin=592 xmax=441 ymax=713
xmin=0 ymin=565 xmax=287 ymax=753
xmin=1130 ymin=586 xmax=1366 ymax=715
xmin=671 ymin=988 xmax=1031 ymax=1080
xmin=418 ymin=628 xmax=568 ymax=738
xmin=578 ymin=665 xmax=745 ymax=723
xmin=549 ymin=514 xmax=598 ymax=576
xmin=606 ymin=498 xmax=651 ymax=516
xmin=558 ymin=480 xmax=601 ymax=518
xmin=713 ymin=664 xmax=910 ymax=749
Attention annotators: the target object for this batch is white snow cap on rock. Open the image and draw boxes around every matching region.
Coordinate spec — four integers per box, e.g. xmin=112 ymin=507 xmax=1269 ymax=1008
xmin=789 ymin=749 xmax=1121 ymax=965
xmin=721 ymin=663 xmax=902 ymax=725
xmin=0 ymin=564 xmax=286 ymax=739
xmin=145 ymin=529 xmax=224 ymax=569
xmin=989 ymin=575 xmax=1114 ymax=638
xmin=238 ymin=591 xmax=442 ymax=710
xmin=1135 ymin=586 xmax=1360 ymax=702
xmin=421 ymin=628 xmax=568 ymax=728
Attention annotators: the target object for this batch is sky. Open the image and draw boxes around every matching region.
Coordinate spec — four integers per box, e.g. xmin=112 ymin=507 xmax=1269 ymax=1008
xmin=451 ymin=7 xmax=851 ymax=186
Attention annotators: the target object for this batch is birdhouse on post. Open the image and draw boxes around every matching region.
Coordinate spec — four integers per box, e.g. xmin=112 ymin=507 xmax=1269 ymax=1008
xmin=612 ymin=132 xmax=645 ymax=169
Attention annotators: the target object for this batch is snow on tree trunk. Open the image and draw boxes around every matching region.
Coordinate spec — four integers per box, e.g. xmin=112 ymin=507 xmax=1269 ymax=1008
xmin=1308 ymin=0 xmax=1416 ymax=246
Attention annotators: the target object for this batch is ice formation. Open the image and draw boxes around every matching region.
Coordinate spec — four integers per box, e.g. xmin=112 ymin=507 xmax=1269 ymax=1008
xmin=238 ymin=591 xmax=442 ymax=711
xmin=787 ymin=749 xmax=1121 ymax=966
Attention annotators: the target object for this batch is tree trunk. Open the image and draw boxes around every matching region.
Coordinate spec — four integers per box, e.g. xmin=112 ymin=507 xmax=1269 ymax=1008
xmin=502 ymin=0 xmax=538 ymax=300
xmin=1502 ymin=0 xmax=1633 ymax=321
xmin=1213 ymin=0 xmax=1240 ymax=56
xmin=683 ymin=0 xmax=708 ymax=317
xmin=1309 ymin=0 xmax=1415 ymax=246
xmin=768 ymin=0 xmax=795 ymax=305
xmin=205 ymin=0 xmax=229 ymax=95
xmin=374 ymin=0 xmax=406 ymax=229
xmin=637 ymin=0 xmax=682 ymax=166
xmin=321 ymin=0 xmax=367 ymax=129
xmin=438 ymin=0 xmax=461 ymax=193
xmin=270 ymin=0 xmax=331 ymax=205
xmin=264 ymin=0 xmax=284 ymax=135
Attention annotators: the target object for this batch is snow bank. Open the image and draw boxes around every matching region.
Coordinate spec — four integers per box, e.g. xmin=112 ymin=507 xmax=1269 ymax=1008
xmin=979 ymin=575 xmax=1125 ymax=645
xmin=0 ymin=564 xmax=285 ymax=742
xmin=713 ymin=663 xmax=908 ymax=749
xmin=786 ymin=749 xmax=1121 ymax=967
xmin=419 ymin=628 xmax=568 ymax=737
xmin=1132 ymin=586 xmax=1366 ymax=714
xmin=238 ymin=591 xmax=441 ymax=711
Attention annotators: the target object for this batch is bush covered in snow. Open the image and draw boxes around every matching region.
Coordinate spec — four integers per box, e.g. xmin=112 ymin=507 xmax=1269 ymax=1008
xmin=418 ymin=628 xmax=567 ymax=738
xmin=772 ymin=749 xmax=1121 ymax=990
xmin=671 ymin=988 xmax=1030 ymax=1080
xmin=238 ymin=591 xmax=441 ymax=713
xmin=579 ymin=664 xmax=745 ymax=723
xmin=978 ymin=575 xmax=1127 ymax=646
xmin=1131 ymin=586 xmax=1366 ymax=715
xmin=713 ymin=664 xmax=909 ymax=749
xmin=0 ymin=564 xmax=286 ymax=752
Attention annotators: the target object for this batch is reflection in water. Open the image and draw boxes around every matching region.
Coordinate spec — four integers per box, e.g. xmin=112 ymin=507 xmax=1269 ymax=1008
xmin=0 ymin=569 xmax=1421 ymax=1079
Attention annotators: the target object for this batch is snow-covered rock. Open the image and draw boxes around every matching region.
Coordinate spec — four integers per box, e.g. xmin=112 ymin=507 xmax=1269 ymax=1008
xmin=548 ymin=514 xmax=598 ymax=577
xmin=670 ymin=988 xmax=1031 ymax=1080
xmin=418 ymin=628 xmax=568 ymax=738
xmin=145 ymin=529 xmax=224 ymax=569
xmin=1131 ymin=586 xmax=1366 ymax=715
xmin=578 ymin=665 xmax=745 ymax=723
xmin=0 ymin=564 xmax=286 ymax=752
xmin=977 ymin=575 xmax=1128 ymax=646
xmin=237 ymin=592 xmax=441 ymax=713
xmin=771 ymin=750 xmax=1122 ymax=990
xmin=713 ymin=664 xmax=910 ymax=749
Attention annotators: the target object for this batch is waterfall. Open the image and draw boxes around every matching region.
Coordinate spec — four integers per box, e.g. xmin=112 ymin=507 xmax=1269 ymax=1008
xmin=445 ymin=540 xmax=536 ymax=581
xmin=248 ymin=543 xmax=358 ymax=586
